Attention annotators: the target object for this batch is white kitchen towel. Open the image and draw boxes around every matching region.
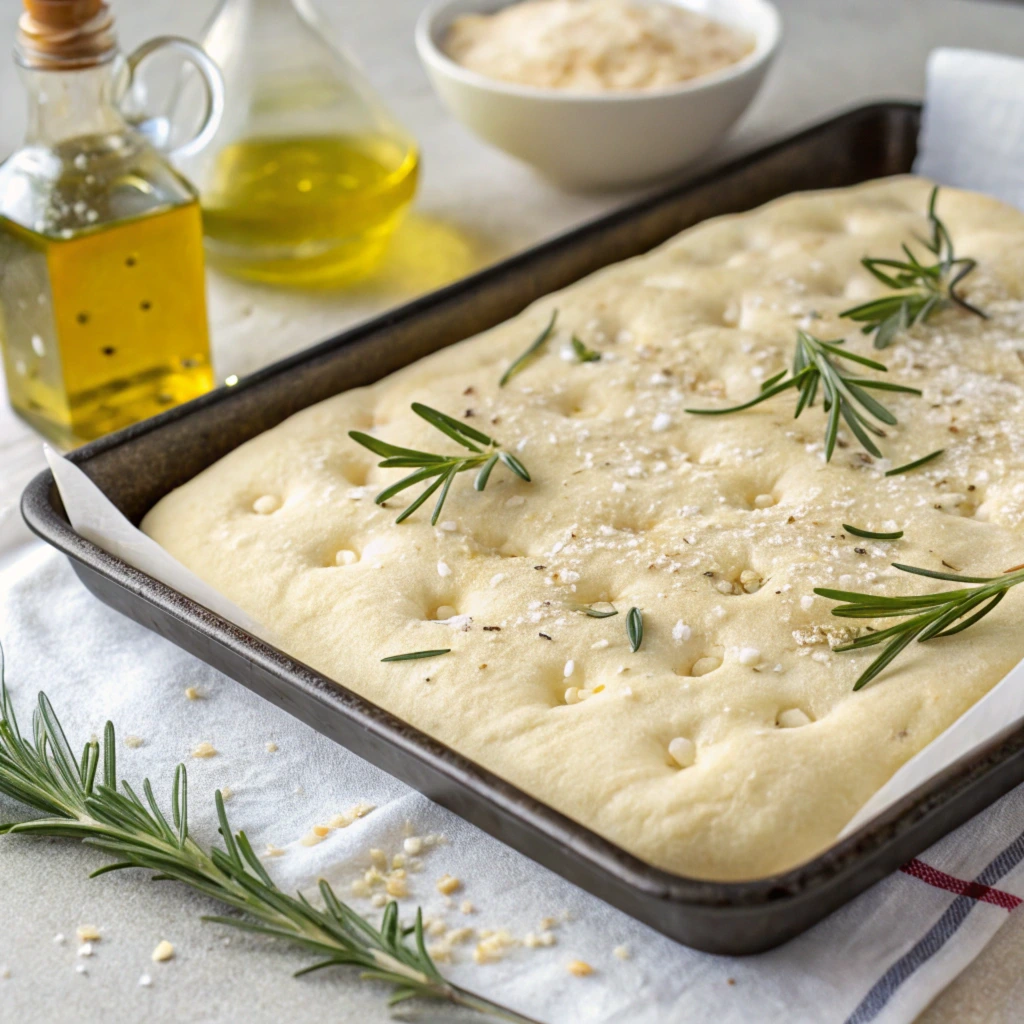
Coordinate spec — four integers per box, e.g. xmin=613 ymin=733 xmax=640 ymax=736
xmin=915 ymin=48 xmax=1024 ymax=211
xmin=5 ymin=45 xmax=1024 ymax=1024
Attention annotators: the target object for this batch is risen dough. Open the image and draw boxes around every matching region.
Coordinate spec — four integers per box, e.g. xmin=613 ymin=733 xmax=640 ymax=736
xmin=143 ymin=178 xmax=1024 ymax=880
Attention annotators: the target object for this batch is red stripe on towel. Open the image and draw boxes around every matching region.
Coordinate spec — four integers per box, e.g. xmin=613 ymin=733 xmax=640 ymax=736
xmin=901 ymin=858 xmax=1023 ymax=910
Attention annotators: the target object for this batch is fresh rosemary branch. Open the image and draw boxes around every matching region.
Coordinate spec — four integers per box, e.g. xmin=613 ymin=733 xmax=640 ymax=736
xmin=815 ymin=562 xmax=1024 ymax=690
xmin=499 ymin=310 xmax=558 ymax=386
xmin=686 ymin=331 xmax=921 ymax=461
xmin=626 ymin=608 xmax=643 ymax=652
xmin=0 ymin=655 xmax=535 ymax=1023
xmin=350 ymin=403 xmax=530 ymax=525
xmin=571 ymin=336 xmax=601 ymax=363
xmin=381 ymin=649 xmax=451 ymax=663
xmin=841 ymin=187 xmax=986 ymax=349
xmin=842 ymin=524 xmax=904 ymax=541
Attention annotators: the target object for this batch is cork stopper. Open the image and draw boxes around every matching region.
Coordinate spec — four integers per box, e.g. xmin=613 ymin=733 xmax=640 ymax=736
xmin=17 ymin=0 xmax=118 ymax=68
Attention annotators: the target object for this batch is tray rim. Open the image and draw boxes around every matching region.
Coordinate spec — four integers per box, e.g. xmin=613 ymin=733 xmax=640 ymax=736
xmin=22 ymin=99 xmax=1024 ymax=919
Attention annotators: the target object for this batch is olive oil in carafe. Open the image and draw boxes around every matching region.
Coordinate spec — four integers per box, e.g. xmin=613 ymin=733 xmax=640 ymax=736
xmin=200 ymin=134 xmax=419 ymax=286
xmin=0 ymin=201 xmax=213 ymax=448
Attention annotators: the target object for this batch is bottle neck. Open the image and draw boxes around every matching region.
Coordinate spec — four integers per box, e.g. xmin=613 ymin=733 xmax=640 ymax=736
xmin=21 ymin=61 xmax=127 ymax=146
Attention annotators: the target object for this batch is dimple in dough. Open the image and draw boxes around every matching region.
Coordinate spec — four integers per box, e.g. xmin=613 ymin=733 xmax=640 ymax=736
xmin=143 ymin=177 xmax=1024 ymax=881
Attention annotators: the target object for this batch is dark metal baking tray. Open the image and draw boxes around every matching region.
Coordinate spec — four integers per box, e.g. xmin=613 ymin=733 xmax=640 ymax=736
xmin=23 ymin=102 xmax=1024 ymax=954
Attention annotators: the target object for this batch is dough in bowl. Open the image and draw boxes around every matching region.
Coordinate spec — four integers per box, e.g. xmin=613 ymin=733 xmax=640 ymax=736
xmin=143 ymin=177 xmax=1024 ymax=881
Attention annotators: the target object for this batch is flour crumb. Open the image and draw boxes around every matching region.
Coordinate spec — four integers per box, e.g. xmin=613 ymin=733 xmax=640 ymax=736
xmin=151 ymin=941 xmax=174 ymax=963
xmin=436 ymin=874 xmax=461 ymax=895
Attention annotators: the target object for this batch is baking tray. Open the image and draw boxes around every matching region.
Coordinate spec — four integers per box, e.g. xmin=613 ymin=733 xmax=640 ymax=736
xmin=23 ymin=102 xmax=1024 ymax=954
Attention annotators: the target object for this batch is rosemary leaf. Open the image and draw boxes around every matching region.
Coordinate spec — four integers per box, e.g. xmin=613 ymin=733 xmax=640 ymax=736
xmin=380 ymin=647 xmax=452 ymax=663
xmin=571 ymin=336 xmax=601 ymax=363
xmin=627 ymin=607 xmax=643 ymax=652
xmin=0 ymin=647 xmax=535 ymax=1023
xmin=842 ymin=524 xmax=904 ymax=541
xmin=499 ymin=310 xmax=558 ymax=386
xmin=885 ymin=449 xmax=944 ymax=476
xmin=381 ymin=649 xmax=451 ymax=662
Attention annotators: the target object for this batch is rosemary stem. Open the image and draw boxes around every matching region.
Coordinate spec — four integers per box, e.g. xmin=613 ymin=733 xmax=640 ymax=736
xmin=451 ymin=989 xmax=544 ymax=1024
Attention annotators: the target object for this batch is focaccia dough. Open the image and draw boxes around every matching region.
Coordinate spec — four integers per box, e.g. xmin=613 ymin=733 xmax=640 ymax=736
xmin=143 ymin=177 xmax=1024 ymax=880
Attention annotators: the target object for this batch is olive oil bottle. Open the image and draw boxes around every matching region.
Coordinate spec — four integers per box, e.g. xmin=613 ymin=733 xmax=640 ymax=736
xmin=0 ymin=1 xmax=221 ymax=448
xmin=186 ymin=0 xmax=419 ymax=287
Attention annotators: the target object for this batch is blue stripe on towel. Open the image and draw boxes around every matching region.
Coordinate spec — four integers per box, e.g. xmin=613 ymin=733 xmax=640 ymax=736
xmin=845 ymin=831 xmax=1024 ymax=1024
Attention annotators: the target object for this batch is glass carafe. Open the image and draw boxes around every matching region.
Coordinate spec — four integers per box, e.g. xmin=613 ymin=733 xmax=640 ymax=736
xmin=183 ymin=0 xmax=420 ymax=287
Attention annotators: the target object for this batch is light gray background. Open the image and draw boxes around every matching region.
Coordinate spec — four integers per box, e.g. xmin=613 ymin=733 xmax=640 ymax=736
xmin=2 ymin=1 xmax=1024 ymax=1021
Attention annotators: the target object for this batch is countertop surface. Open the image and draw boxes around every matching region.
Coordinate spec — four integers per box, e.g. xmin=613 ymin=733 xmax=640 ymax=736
xmin=3 ymin=0 xmax=1024 ymax=1021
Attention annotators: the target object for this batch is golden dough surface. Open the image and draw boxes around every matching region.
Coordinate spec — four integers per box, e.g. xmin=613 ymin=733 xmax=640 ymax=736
xmin=143 ymin=177 xmax=1024 ymax=881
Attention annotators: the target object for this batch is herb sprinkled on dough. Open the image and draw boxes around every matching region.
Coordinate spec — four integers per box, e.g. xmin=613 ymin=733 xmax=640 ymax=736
xmin=499 ymin=310 xmax=558 ymax=386
xmin=350 ymin=403 xmax=531 ymax=525
xmin=818 ymin=562 xmax=1024 ymax=690
xmin=842 ymin=524 xmax=904 ymax=541
xmin=885 ymin=449 xmax=944 ymax=477
xmin=381 ymin=649 xmax=452 ymax=662
xmin=841 ymin=186 xmax=986 ymax=349
xmin=686 ymin=331 xmax=920 ymax=462
xmin=570 ymin=335 xmax=601 ymax=363
xmin=626 ymin=607 xmax=643 ymax=652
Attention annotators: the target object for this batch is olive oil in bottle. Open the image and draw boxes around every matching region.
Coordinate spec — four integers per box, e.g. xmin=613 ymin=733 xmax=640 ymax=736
xmin=0 ymin=1 xmax=217 ymax=448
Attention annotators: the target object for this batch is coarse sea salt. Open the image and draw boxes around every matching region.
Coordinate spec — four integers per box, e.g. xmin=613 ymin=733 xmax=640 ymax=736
xmin=672 ymin=620 xmax=692 ymax=642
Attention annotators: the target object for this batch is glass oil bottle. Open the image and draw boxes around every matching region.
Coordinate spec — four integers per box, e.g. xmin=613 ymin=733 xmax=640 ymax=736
xmin=0 ymin=1 xmax=222 ymax=448
xmin=184 ymin=0 xmax=419 ymax=287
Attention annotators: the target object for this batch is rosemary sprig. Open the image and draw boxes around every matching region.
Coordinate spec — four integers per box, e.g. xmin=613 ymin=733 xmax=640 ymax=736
xmin=381 ymin=649 xmax=451 ymax=663
xmin=815 ymin=562 xmax=1024 ymax=690
xmin=843 ymin=524 xmax=904 ymax=541
xmin=626 ymin=607 xmax=643 ymax=652
xmin=840 ymin=187 xmax=986 ymax=349
xmin=350 ymin=403 xmax=530 ymax=525
xmin=499 ymin=310 xmax=558 ymax=386
xmin=885 ymin=449 xmax=944 ymax=476
xmin=0 ymin=654 xmax=534 ymax=1023
xmin=686 ymin=331 xmax=921 ymax=461
xmin=571 ymin=336 xmax=601 ymax=363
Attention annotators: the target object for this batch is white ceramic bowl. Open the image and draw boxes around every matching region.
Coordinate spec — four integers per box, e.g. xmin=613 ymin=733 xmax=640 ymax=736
xmin=415 ymin=0 xmax=781 ymax=190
